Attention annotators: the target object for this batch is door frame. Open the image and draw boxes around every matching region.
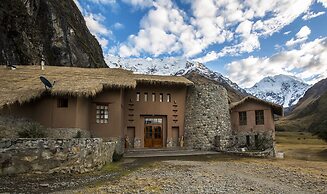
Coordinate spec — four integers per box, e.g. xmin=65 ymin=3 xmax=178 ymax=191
xmin=144 ymin=117 xmax=163 ymax=148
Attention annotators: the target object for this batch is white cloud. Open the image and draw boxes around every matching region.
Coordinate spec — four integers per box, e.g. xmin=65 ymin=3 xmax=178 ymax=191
xmin=84 ymin=13 xmax=112 ymax=48
xmin=283 ymin=31 xmax=291 ymax=35
xmin=302 ymin=11 xmax=325 ymax=20
xmin=117 ymin=0 xmax=314 ymax=61
xmin=86 ymin=0 xmax=116 ymax=5
xmin=113 ymin=22 xmax=124 ymax=30
xmin=73 ymin=0 xmax=83 ymax=11
xmin=225 ymin=37 xmax=327 ymax=88
xmin=122 ymin=0 xmax=154 ymax=8
xmin=318 ymin=0 xmax=327 ymax=8
xmin=285 ymin=26 xmax=311 ymax=47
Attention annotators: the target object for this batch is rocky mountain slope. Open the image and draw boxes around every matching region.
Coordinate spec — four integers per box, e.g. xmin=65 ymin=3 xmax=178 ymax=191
xmin=246 ymin=74 xmax=310 ymax=107
xmin=106 ymin=56 xmax=247 ymax=102
xmin=0 ymin=0 xmax=106 ymax=67
xmin=276 ymin=78 xmax=327 ymax=140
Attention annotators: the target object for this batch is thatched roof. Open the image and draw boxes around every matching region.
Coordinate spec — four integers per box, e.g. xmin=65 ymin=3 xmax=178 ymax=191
xmin=230 ymin=96 xmax=283 ymax=116
xmin=0 ymin=66 xmax=193 ymax=108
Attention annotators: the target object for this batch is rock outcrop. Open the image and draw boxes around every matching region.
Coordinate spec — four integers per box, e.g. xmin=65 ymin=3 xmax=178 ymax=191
xmin=0 ymin=0 xmax=106 ymax=67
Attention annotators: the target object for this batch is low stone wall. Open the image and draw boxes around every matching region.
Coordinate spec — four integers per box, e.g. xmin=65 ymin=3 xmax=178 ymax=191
xmin=0 ymin=138 xmax=116 ymax=175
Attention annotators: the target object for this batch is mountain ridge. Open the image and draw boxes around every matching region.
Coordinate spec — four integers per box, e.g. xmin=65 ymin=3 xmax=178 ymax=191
xmin=246 ymin=74 xmax=310 ymax=107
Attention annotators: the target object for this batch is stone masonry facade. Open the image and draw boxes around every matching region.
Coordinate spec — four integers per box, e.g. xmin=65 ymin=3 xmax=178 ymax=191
xmin=0 ymin=138 xmax=116 ymax=175
xmin=184 ymin=74 xmax=232 ymax=151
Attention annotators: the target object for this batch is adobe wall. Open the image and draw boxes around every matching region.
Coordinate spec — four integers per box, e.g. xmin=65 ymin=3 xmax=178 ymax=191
xmin=184 ymin=75 xmax=232 ymax=150
xmin=230 ymin=102 xmax=275 ymax=132
xmin=0 ymin=138 xmax=116 ymax=175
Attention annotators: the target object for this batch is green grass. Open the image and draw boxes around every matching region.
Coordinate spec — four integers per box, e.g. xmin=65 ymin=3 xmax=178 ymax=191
xmin=276 ymin=131 xmax=327 ymax=161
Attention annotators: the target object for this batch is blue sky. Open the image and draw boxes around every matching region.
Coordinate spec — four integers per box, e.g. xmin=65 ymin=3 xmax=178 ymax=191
xmin=74 ymin=0 xmax=327 ymax=87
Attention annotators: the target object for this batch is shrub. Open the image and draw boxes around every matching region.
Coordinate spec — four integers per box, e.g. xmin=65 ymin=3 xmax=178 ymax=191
xmin=18 ymin=123 xmax=46 ymax=138
xmin=74 ymin=131 xmax=82 ymax=138
xmin=112 ymin=150 xmax=123 ymax=162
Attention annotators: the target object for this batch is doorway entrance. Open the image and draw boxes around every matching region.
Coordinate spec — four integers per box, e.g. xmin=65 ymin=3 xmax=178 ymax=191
xmin=144 ymin=118 xmax=163 ymax=148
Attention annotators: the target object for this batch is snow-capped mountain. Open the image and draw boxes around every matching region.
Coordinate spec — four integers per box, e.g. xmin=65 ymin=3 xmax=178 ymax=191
xmin=246 ymin=74 xmax=311 ymax=107
xmin=105 ymin=55 xmax=248 ymax=95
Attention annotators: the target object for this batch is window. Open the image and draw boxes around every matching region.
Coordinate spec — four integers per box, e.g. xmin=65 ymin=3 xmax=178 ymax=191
xmin=144 ymin=93 xmax=148 ymax=102
xmin=239 ymin=111 xmax=247 ymax=125
xmin=144 ymin=118 xmax=163 ymax=124
xmin=152 ymin=93 xmax=156 ymax=102
xmin=96 ymin=105 xmax=109 ymax=124
xmin=159 ymin=93 xmax=163 ymax=102
xmin=57 ymin=98 xmax=68 ymax=108
xmin=167 ymin=94 xmax=171 ymax=102
xmin=255 ymin=110 xmax=264 ymax=125
xmin=136 ymin=92 xmax=140 ymax=102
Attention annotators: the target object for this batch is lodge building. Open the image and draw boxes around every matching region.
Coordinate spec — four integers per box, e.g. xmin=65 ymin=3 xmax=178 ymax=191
xmin=0 ymin=66 xmax=283 ymax=152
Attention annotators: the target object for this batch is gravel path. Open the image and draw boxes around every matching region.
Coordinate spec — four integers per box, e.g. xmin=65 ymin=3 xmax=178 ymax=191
xmin=1 ymin=156 xmax=326 ymax=193
xmin=73 ymin=158 xmax=327 ymax=194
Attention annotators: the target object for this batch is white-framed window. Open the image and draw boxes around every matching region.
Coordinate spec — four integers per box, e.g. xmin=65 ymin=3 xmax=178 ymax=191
xmin=96 ymin=105 xmax=109 ymax=124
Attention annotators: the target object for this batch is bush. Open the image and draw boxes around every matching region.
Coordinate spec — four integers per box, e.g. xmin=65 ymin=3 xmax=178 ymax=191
xmin=112 ymin=150 xmax=123 ymax=162
xmin=74 ymin=131 xmax=82 ymax=138
xmin=18 ymin=123 xmax=46 ymax=138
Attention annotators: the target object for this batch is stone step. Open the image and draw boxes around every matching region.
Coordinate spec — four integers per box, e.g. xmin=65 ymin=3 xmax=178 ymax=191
xmin=124 ymin=149 xmax=220 ymax=158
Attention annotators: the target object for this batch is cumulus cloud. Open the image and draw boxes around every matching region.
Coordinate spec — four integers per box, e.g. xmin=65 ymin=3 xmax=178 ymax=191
xmin=122 ymin=0 xmax=154 ymax=8
xmin=285 ymin=26 xmax=311 ymax=47
xmin=302 ymin=11 xmax=325 ymax=20
xmin=113 ymin=22 xmax=124 ymax=30
xmin=226 ymin=37 xmax=327 ymax=88
xmin=84 ymin=13 xmax=112 ymax=48
xmin=85 ymin=0 xmax=116 ymax=5
xmin=118 ymin=0 xmax=314 ymax=61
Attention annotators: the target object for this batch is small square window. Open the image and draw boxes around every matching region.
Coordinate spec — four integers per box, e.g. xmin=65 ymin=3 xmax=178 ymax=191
xmin=57 ymin=98 xmax=68 ymax=108
xmin=96 ymin=104 xmax=109 ymax=124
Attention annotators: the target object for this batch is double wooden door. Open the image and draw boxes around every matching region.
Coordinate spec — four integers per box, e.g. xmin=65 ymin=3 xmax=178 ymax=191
xmin=144 ymin=118 xmax=163 ymax=148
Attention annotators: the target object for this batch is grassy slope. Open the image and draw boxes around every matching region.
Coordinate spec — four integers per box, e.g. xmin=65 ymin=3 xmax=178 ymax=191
xmin=276 ymin=91 xmax=327 ymax=134
xmin=276 ymin=131 xmax=327 ymax=161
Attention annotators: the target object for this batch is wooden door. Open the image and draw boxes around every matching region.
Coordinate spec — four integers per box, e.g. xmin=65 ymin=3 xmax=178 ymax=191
xmin=144 ymin=118 xmax=163 ymax=148
xmin=172 ymin=127 xmax=179 ymax=147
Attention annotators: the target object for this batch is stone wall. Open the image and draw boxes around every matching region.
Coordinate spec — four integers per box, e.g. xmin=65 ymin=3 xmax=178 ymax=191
xmin=0 ymin=138 xmax=116 ymax=175
xmin=184 ymin=74 xmax=232 ymax=150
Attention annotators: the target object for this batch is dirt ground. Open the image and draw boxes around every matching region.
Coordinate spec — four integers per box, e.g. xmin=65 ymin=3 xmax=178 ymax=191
xmin=1 ymin=154 xmax=326 ymax=194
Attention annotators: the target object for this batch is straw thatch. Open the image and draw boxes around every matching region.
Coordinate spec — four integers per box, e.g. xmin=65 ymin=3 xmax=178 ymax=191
xmin=230 ymin=96 xmax=283 ymax=116
xmin=0 ymin=65 xmax=193 ymax=108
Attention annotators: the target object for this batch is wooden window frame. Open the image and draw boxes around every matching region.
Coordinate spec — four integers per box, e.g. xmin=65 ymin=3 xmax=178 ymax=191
xmin=96 ymin=104 xmax=109 ymax=124
xmin=239 ymin=111 xmax=247 ymax=125
xmin=255 ymin=110 xmax=264 ymax=125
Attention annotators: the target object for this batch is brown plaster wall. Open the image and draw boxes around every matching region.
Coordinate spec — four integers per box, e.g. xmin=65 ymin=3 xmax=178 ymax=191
xmin=231 ymin=101 xmax=275 ymax=133
xmin=0 ymin=96 xmax=84 ymax=129
xmin=89 ymin=89 xmax=124 ymax=138
xmin=124 ymin=84 xmax=187 ymax=148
